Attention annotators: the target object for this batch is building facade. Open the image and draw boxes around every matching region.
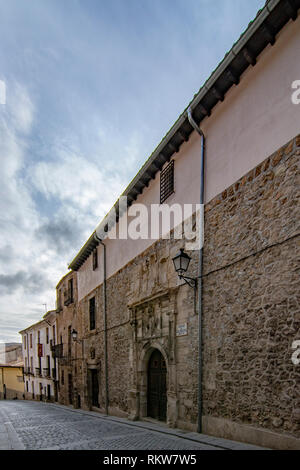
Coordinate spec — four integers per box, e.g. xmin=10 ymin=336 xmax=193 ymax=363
xmin=0 ymin=343 xmax=23 ymax=365
xmin=19 ymin=311 xmax=58 ymax=402
xmin=19 ymin=0 xmax=300 ymax=450
xmin=67 ymin=2 xmax=300 ymax=450
xmin=54 ymin=271 xmax=79 ymax=407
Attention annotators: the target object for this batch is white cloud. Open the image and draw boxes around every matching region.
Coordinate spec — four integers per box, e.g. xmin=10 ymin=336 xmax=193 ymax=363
xmin=0 ymin=82 xmax=146 ymax=342
xmin=29 ymin=123 xmax=145 ymax=221
xmin=0 ymin=0 xmax=266 ymax=343
xmin=0 ymin=83 xmax=62 ymax=342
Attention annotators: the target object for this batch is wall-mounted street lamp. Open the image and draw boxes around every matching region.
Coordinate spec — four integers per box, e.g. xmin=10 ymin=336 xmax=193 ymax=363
xmin=172 ymin=248 xmax=197 ymax=288
xmin=71 ymin=329 xmax=81 ymax=342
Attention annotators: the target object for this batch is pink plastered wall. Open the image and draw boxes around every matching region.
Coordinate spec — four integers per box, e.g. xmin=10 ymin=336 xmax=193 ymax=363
xmin=77 ymin=17 xmax=300 ymax=301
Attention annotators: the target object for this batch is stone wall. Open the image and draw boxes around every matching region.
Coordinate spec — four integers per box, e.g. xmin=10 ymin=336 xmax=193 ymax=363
xmin=75 ymin=134 xmax=300 ymax=447
xmin=56 ymin=272 xmax=78 ymax=406
xmin=77 ymin=237 xmax=197 ymax=422
xmin=202 ymin=134 xmax=300 ymax=442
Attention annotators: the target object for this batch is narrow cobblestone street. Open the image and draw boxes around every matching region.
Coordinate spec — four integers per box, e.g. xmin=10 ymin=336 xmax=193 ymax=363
xmin=0 ymin=400 xmax=265 ymax=450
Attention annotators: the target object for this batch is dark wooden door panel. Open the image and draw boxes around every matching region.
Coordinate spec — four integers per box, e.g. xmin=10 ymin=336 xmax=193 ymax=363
xmin=91 ymin=369 xmax=99 ymax=407
xmin=147 ymin=350 xmax=167 ymax=421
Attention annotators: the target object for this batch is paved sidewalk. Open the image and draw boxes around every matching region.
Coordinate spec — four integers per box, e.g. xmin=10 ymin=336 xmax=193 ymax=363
xmin=0 ymin=400 xmax=266 ymax=450
xmin=0 ymin=408 xmax=25 ymax=450
xmin=52 ymin=403 xmax=266 ymax=450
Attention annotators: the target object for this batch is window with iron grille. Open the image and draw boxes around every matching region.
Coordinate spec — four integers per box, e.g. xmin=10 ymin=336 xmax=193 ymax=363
xmin=89 ymin=297 xmax=96 ymax=330
xmin=160 ymin=160 xmax=174 ymax=204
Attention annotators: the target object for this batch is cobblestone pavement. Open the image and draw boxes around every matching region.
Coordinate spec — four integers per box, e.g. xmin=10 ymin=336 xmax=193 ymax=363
xmin=0 ymin=400 xmax=264 ymax=450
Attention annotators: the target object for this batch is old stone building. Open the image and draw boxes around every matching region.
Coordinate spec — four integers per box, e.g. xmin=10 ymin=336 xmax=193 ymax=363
xmin=65 ymin=1 xmax=300 ymax=450
xmin=0 ymin=343 xmax=23 ymax=366
xmin=19 ymin=0 xmax=300 ymax=450
xmin=70 ymin=136 xmax=300 ymax=446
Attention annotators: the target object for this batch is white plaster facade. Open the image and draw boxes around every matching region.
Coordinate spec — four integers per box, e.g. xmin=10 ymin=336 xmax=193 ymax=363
xmin=20 ymin=311 xmax=58 ymax=402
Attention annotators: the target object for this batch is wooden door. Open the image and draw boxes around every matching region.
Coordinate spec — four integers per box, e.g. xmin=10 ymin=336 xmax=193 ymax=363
xmin=91 ymin=369 xmax=99 ymax=407
xmin=68 ymin=373 xmax=73 ymax=405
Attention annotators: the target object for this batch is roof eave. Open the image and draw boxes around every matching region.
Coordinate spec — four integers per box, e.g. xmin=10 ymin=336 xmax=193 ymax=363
xmin=68 ymin=0 xmax=299 ymax=272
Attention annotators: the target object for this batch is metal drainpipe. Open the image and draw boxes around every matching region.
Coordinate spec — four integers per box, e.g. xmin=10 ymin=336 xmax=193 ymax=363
xmin=187 ymin=107 xmax=205 ymax=434
xmin=26 ymin=333 xmax=29 ymax=392
xmin=94 ymin=233 xmax=108 ymax=415
xmin=1 ymin=367 xmax=4 ymax=398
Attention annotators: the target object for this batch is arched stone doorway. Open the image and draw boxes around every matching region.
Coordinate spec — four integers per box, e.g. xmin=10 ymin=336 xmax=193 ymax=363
xmin=147 ymin=349 xmax=167 ymax=421
xmin=128 ymin=291 xmax=179 ymax=427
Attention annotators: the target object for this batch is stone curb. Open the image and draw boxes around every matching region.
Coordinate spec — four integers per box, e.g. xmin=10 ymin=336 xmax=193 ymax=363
xmin=47 ymin=402 xmax=267 ymax=450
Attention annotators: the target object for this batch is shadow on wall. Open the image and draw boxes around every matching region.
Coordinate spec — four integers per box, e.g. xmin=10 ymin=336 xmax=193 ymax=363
xmin=0 ymin=387 xmax=25 ymax=400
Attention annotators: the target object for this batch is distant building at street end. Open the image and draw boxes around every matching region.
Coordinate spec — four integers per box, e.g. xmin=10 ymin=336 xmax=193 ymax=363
xmin=17 ymin=0 xmax=300 ymax=450
xmin=0 ymin=365 xmax=24 ymax=400
xmin=0 ymin=343 xmax=23 ymax=366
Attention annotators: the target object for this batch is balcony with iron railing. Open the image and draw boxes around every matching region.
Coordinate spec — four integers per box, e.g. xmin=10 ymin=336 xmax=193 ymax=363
xmin=64 ymin=297 xmax=73 ymax=307
xmin=51 ymin=343 xmax=63 ymax=359
xmin=64 ymin=288 xmax=74 ymax=307
xmin=35 ymin=368 xmax=42 ymax=377
xmin=24 ymin=367 xmax=33 ymax=376
xmin=58 ymin=356 xmax=71 ymax=366
xmin=56 ymin=304 xmax=63 ymax=313
xmin=43 ymin=368 xmax=50 ymax=378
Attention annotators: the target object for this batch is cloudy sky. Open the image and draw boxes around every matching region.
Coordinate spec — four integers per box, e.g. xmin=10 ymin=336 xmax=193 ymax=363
xmin=0 ymin=0 xmax=265 ymax=343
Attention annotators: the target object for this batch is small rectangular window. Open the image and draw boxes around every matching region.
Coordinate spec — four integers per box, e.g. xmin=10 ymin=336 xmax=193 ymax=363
xmin=160 ymin=160 xmax=174 ymax=203
xmin=30 ymin=334 xmax=32 ymax=349
xmin=57 ymin=289 xmax=62 ymax=310
xmin=68 ymin=326 xmax=72 ymax=356
xmin=89 ymin=297 xmax=96 ymax=330
xmin=68 ymin=279 xmax=74 ymax=303
xmin=93 ymin=248 xmax=98 ymax=270
xmin=46 ymin=328 xmax=49 ymax=344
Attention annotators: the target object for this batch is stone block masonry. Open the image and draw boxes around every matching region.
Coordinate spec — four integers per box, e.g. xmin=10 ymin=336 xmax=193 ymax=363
xmin=202 ymin=134 xmax=300 ymax=445
xmin=75 ymin=134 xmax=300 ymax=449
